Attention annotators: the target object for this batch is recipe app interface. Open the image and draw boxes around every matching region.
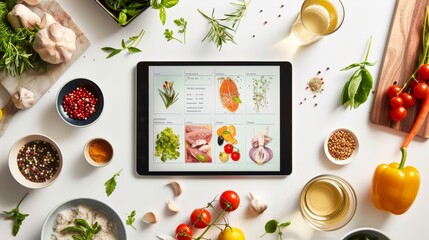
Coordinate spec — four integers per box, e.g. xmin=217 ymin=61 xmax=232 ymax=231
xmin=148 ymin=66 xmax=281 ymax=172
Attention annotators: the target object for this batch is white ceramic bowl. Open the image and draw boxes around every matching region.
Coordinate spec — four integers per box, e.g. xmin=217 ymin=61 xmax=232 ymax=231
xmin=8 ymin=134 xmax=63 ymax=189
xmin=324 ymin=128 xmax=359 ymax=165
xmin=83 ymin=138 xmax=113 ymax=167
xmin=342 ymin=227 xmax=390 ymax=240
xmin=41 ymin=198 xmax=126 ymax=239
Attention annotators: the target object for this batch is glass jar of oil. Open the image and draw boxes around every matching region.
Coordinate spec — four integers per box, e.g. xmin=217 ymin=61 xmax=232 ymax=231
xmin=300 ymin=174 xmax=357 ymax=231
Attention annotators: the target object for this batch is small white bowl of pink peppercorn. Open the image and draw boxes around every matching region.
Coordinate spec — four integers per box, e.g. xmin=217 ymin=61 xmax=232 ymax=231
xmin=56 ymin=78 xmax=104 ymax=127
xmin=8 ymin=134 xmax=63 ymax=189
xmin=324 ymin=128 xmax=359 ymax=165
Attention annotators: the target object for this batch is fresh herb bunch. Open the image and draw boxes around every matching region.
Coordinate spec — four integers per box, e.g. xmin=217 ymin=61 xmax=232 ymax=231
xmin=341 ymin=37 xmax=376 ymax=109
xmin=158 ymin=81 xmax=179 ymax=108
xmin=260 ymin=219 xmax=291 ymax=240
xmin=150 ymin=0 xmax=179 ymax=25
xmin=103 ymin=0 xmax=150 ymax=26
xmin=104 ymin=169 xmax=123 ymax=197
xmin=164 ymin=17 xmax=187 ymax=43
xmin=0 ymin=2 xmax=46 ymax=77
xmin=101 ymin=29 xmax=144 ymax=58
xmin=155 ymin=127 xmax=180 ymax=162
xmin=198 ymin=0 xmax=251 ymax=50
xmin=61 ymin=218 xmax=101 ymax=240
xmin=126 ymin=210 xmax=137 ymax=230
xmin=2 ymin=193 xmax=30 ymax=236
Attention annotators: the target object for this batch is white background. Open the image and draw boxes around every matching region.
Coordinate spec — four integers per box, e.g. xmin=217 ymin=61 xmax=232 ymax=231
xmin=1 ymin=0 xmax=426 ymax=239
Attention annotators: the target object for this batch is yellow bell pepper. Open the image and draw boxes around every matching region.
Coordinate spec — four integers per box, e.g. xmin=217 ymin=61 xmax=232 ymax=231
xmin=371 ymin=148 xmax=420 ymax=215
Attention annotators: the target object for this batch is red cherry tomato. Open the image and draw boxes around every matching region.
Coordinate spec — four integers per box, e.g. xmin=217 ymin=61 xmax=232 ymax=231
xmin=176 ymin=223 xmax=193 ymax=240
xmin=224 ymin=144 xmax=234 ymax=154
xmin=190 ymin=208 xmax=211 ymax=229
xmin=417 ymin=64 xmax=429 ymax=80
xmin=387 ymin=85 xmax=402 ymax=98
xmin=389 ymin=96 xmax=403 ymax=108
xmin=400 ymin=92 xmax=416 ymax=107
xmin=390 ymin=107 xmax=407 ymax=122
xmin=410 ymin=78 xmax=423 ymax=89
xmin=219 ymin=190 xmax=240 ymax=212
xmin=231 ymin=151 xmax=240 ymax=161
xmin=413 ymin=82 xmax=429 ymax=99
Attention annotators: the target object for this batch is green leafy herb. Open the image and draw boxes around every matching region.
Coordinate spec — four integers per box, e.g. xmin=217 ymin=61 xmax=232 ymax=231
xmin=224 ymin=0 xmax=251 ymax=30
xmin=61 ymin=218 xmax=101 ymax=240
xmin=341 ymin=37 xmax=376 ymax=109
xmin=198 ymin=8 xmax=235 ymax=51
xmin=103 ymin=0 xmax=150 ymax=26
xmin=150 ymin=0 xmax=179 ymax=25
xmin=164 ymin=17 xmax=187 ymax=43
xmin=101 ymin=29 xmax=144 ymax=58
xmin=155 ymin=127 xmax=180 ymax=162
xmin=3 ymin=193 xmax=30 ymax=236
xmin=126 ymin=210 xmax=137 ymax=230
xmin=0 ymin=2 xmax=46 ymax=77
xmin=104 ymin=169 xmax=123 ymax=197
xmin=260 ymin=219 xmax=291 ymax=240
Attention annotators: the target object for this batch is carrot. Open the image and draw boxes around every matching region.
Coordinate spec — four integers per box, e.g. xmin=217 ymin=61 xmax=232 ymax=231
xmin=402 ymin=95 xmax=429 ymax=148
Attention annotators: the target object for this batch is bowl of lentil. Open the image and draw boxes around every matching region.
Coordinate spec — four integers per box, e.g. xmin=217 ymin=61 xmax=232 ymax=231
xmin=8 ymin=134 xmax=63 ymax=189
xmin=84 ymin=138 xmax=113 ymax=167
xmin=324 ymin=128 xmax=359 ymax=165
xmin=56 ymin=78 xmax=104 ymax=127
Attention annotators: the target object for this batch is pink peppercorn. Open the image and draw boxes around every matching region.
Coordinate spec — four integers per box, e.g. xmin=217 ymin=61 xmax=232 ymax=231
xmin=62 ymin=87 xmax=98 ymax=120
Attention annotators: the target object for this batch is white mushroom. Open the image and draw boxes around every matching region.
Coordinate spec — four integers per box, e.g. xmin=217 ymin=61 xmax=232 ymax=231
xmin=142 ymin=212 xmax=157 ymax=224
xmin=167 ymin=181 xmax=182 ymax=197
xmin=33 ymin=22 xmax=76 ymax=64
xmin=40 ymin=13 xmax=56 ymax=28
xmin=7 ymin=4 xmax=41 ymax=30
xmin=12 ymin=88 xmax=35 ymax=110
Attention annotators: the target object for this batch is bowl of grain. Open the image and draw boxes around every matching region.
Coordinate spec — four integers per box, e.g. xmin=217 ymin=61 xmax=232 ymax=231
xmin=324 ymin=128 xmax=359 ymax=165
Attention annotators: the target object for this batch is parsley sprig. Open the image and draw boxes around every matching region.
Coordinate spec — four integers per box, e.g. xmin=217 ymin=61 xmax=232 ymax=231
xmin=101 ymin=29 xmax=144 ymax=58
xmin=104 ymin=169 xmax=123 ymax=196
xmin=164 ymin=17 xmax=187 ymax=43
xmin=2 ymin=192 xmax=30 ymax=236
xmin=126 ymin=210 xmax=137 ymax=230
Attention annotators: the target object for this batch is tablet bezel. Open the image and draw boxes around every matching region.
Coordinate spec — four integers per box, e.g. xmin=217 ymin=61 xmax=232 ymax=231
xmin=136 ymin=61 xmax=292 ymax=175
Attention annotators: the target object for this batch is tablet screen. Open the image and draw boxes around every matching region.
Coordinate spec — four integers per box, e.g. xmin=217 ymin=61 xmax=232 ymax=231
xmin=136 ymin=62 xmax=292 ymax=175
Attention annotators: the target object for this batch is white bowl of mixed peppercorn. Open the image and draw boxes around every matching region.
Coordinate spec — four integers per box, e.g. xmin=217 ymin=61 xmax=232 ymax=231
xmin=8 ymin=134 xmax=63 ymax=189
xmin=56 ymin=78 xmax=104 ymax=127
xmin=324 ymin=128 xmax=359 ymax=165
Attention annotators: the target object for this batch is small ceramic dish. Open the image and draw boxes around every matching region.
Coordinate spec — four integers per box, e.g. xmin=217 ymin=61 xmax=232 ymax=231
xmin=93 ymin=0 xmax=150 ymax=26
xmin=56 ymin=78 xmax=104 ymax=127
xmin=9 ymin=134 xmax=63 ymax=189
xmin=41 ymin=198 xmax=126 ymax=239
xmin=83 ymin=138 xmax=113 ymax=167
xmin=324 ymin=128 xmax=359 ymax=165
xmin=342 ymin=227 xmax=390 ymax=240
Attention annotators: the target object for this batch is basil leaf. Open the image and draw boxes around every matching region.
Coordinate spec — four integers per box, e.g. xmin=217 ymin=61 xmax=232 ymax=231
xmin=118 ymin=11 xmax=127 ymax=25
xmin=264 ymin=219 xmax=279 ymax=233
xmin=104 ymin=169 xmax=122 ymax=197
xmin=341 ymin=80 xmax=350 ymax=105
xmin=162 ymin=0 xmax=179 ymax=8
xmin=159 ymin=7 xmax=166 ymax=25
xmin=347 ymin=70 xmax=363 ymax=109
xmin=151 ymin=0 xmax=162 ymax=9
xmin=127 ymin=47 xmax=142 ymax=53
xmin=341 ymin=63 xmax=361 ymax=71
xmin=353 ymin=68 xmax=373 ymax=108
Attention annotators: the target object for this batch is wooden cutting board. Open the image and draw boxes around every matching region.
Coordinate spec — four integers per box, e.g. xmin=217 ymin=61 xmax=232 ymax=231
xmin=371 ymin=0 xmax=429 ymax=138
xmin=0 ymin=0 xmax=90 ymax=136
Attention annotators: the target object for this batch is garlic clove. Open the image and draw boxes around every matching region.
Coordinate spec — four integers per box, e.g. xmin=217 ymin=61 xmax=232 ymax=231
xmin=249 ymin=192 xmax=268 ymax=215
xmin=142 ymin=212 xmax=157 ymax=224
xmin=40 ymin=13 xmax=57 ymax=29
xmin=7 ymin=4 xmax=41 ymax=30
xmin=167 ymin=181 xmax=182 ymax=197
xmin=167 ymin=200 xmax=179 ymax=213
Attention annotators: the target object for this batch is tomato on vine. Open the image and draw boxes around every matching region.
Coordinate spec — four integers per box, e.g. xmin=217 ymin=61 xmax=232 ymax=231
xmin=176 ymin=223 xmax=193 ymax=240
xmin=390 ymin=106 xmax=407 ymax=122
xmin=390 ymin=96 xmax=403 ymax=108
xmin=387 ymin=85 xmax=402 ymax=98
xmin=413 ymin=82 xmax=429 ymax=99
xmin=190 ymin=208 xmax=211 ymax=229
xmin=220 ymin=190 xmax=240 ymax=212
xmin=400 ymin=92 xmax=416 ymax=107
xmin=417 ymin=63 xmax=429 ymax=80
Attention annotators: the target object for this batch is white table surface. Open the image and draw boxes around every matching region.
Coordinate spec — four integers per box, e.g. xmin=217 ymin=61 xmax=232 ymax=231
xmin=2 ymin=0 xmax=427 ymax=239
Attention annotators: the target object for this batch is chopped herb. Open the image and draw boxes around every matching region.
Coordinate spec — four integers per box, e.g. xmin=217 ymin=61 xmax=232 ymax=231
xmin=2 ymin=193 xmax=30 ymax=236
xmin=101 ymin=29 xmax=144 ymax=58
xmin=104 ymin=169 xmax=123 ymax=197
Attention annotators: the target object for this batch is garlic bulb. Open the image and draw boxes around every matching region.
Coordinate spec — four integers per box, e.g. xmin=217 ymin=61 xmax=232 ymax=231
xmin=12 ymin=88 xmax=35 ymax=110
xmin=7 ymin=4 xmax=41 ymax=30
xmin=40 ymin=13 xmax=56 ymax=29
xmin=33 ymin=22 xmax=76 ymax=64
xmin=249 ymin=192 xmax=268 ymax=214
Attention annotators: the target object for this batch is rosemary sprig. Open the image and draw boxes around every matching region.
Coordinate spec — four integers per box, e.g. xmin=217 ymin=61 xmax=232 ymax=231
xmin=198 ymin=8 xmax=236 ymax=51
xmin=224 ymin=0 xmax=251 ymax=31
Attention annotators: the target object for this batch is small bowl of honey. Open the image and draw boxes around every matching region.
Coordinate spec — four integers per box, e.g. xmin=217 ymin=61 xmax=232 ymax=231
xmin=84 ymin=138 xmax=113 ymax=167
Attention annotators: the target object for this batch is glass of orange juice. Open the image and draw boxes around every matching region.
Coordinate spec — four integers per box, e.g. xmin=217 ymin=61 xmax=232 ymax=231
xmin=290 ymin=0 xmax=345 ymax=45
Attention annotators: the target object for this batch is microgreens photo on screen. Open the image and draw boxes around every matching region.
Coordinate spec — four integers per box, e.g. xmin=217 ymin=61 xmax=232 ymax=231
xmin=136 ymin=62 xmax=292 ymax=175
